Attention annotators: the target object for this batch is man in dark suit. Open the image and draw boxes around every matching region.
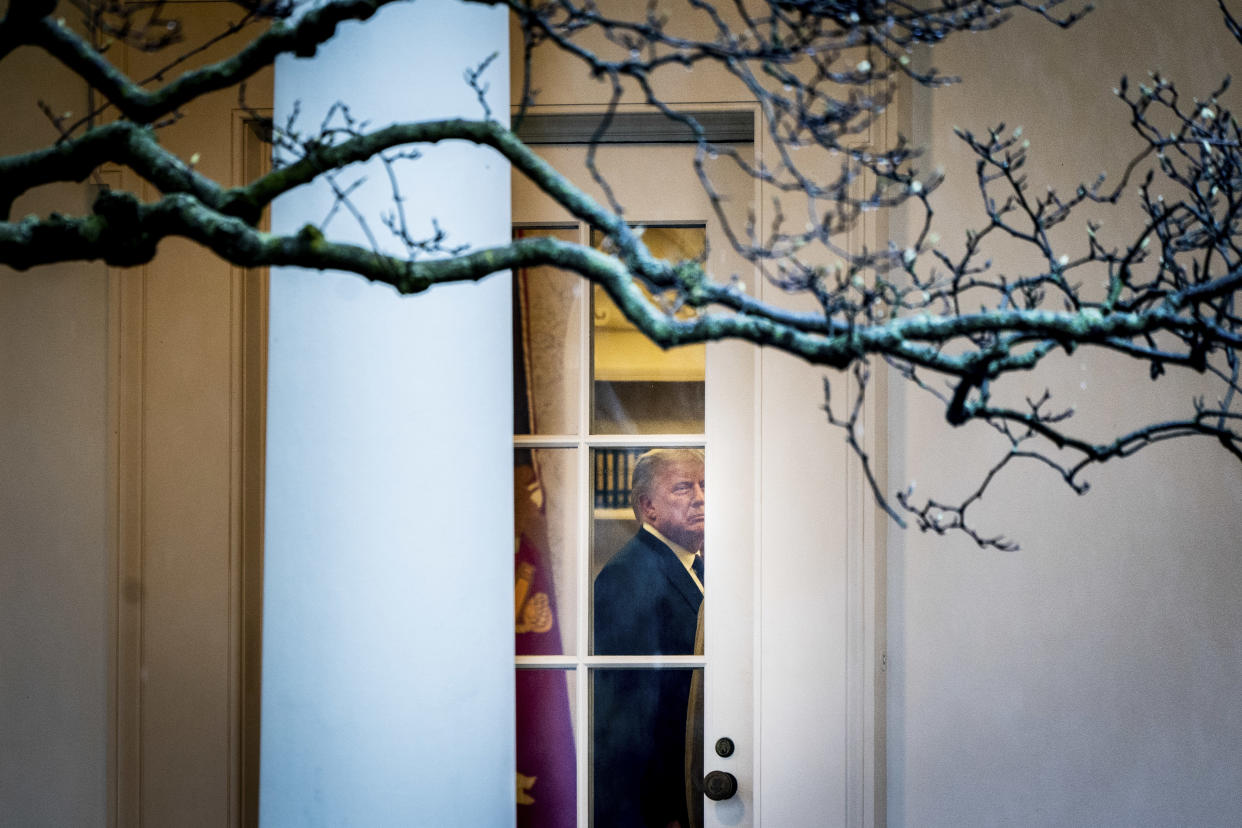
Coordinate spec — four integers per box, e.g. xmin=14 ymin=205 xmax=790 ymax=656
xmin=594 ymin=449 xmax=705 ymax=828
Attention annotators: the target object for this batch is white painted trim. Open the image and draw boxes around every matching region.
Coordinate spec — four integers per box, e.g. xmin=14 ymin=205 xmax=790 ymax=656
xmin=520 ymin=655 xmax=708 ymax=668
xmin=749 ymin=106 xmax=766 ymax=828
xmin=844 ymin=151 xmax=868 ymax=828
xmin=842 ymin=74 xmax=892 ymax=828
xmin=515 ymin=433 xmax=707 ymax=448
xmin=575 ymin=218 xmax=592 ymax=828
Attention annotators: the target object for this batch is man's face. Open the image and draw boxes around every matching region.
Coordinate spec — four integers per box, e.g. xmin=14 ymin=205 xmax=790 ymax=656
xmin=640 ymin=459 xmax=705 ymax=551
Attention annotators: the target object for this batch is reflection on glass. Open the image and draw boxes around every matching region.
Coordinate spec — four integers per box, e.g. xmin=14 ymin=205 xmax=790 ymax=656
xmin=591 ymin=226 xmax=706 ymax=434
xmin=515 ymin=226 xmax=583 ymax=435
xmin=515 ymin=448 xmax=578 ymax=657
xmin=592 ymin=667 xmax=703 ymax=828
xmin=517 ymin=667 xmax=576 ymax=828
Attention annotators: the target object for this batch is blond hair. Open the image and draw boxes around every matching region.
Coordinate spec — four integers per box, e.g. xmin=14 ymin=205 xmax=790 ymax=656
xmin=629 ymin=448 xmax=705 ymax=520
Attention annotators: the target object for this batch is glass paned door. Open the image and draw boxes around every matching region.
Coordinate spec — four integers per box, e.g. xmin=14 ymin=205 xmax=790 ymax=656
xmin=513 ymin=140 xmax=756 ymax=828
xmin=590 ymin=226 xmax=706 ymax=435
xmin=513 ymin=223 xmax=707 ymax=827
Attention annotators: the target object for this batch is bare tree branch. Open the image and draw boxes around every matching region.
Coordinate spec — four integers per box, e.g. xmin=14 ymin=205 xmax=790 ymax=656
xmin=4 ymin=0 xmax=1241 ymax=548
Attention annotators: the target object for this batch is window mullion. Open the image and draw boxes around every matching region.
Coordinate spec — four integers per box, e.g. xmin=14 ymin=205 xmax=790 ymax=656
xmin=576 ymin=219 xmax=592 ymax=828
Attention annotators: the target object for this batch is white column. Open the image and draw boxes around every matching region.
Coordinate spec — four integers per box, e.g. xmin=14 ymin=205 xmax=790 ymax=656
xmin=262 ymin=3 xmax=513 ymax=825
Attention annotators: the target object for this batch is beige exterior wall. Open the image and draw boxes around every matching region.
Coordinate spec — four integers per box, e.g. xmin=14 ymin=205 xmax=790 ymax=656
xmin=0 ymin=20 xmax=111 ymax=825
xmin=889 ymin=2 xmax=1242 ymax=824
xmin=1 ymin=231 xmax=110 ymax=827
xmin=1 ymin=4 xmax=270 ymax=825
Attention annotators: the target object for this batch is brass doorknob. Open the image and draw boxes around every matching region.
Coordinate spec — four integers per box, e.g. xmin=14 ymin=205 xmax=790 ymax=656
xmin=703 ymin=770 xmax=738 ymax=801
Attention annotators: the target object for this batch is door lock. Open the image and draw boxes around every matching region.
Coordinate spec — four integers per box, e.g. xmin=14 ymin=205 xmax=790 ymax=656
xmin=703 ymin=770 xmax=738 ymax=801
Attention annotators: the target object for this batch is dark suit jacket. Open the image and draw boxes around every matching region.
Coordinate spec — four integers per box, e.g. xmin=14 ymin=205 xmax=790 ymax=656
xmin=593 ymin=529 xmax=702 ymax=828
xmin=594 ymin=528 xmax=701 ymax=656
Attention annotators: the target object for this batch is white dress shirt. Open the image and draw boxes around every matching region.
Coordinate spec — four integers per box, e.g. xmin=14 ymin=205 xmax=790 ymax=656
xmin=642 ymin=524 xmax=703 ymax=593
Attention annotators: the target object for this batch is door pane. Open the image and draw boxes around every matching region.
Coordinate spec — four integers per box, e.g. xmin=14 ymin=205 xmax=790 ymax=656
xmin=591 ymin=446 xmax=643 ymax=588
xmin=591 ymin=227 xmax=706 ymax=435
xmin=592 ymin=667 xmax=703 ymax=828
xmin=515 ymin=226 xmax=584 ymax=435
xmin=515 ymin=448 xmax=579 ymax=657
xmin=591 ymin=447 xmax=705 ymax=657
xmin=517 ymin=667 xmax=577 ymax=828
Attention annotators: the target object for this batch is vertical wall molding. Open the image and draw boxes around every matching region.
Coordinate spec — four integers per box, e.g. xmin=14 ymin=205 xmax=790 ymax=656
xmin=843 ymin=66 xmax=891 ymax=828
xmin=109 ymin=209 xmax=145 ymax=827
xmin=107 ymin=113 xmax=270 ymax=828
xmin=101 ymin=35 xmax=142 ymax=822
xmin=226 ymin=257 xmax=267 ymax=828
xmin=231 ymin=109 xmax=270 ymax=828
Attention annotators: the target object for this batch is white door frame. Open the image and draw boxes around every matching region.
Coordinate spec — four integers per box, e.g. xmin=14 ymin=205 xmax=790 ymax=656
xmin=512 ymin=104 xmax=888 ymax=826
